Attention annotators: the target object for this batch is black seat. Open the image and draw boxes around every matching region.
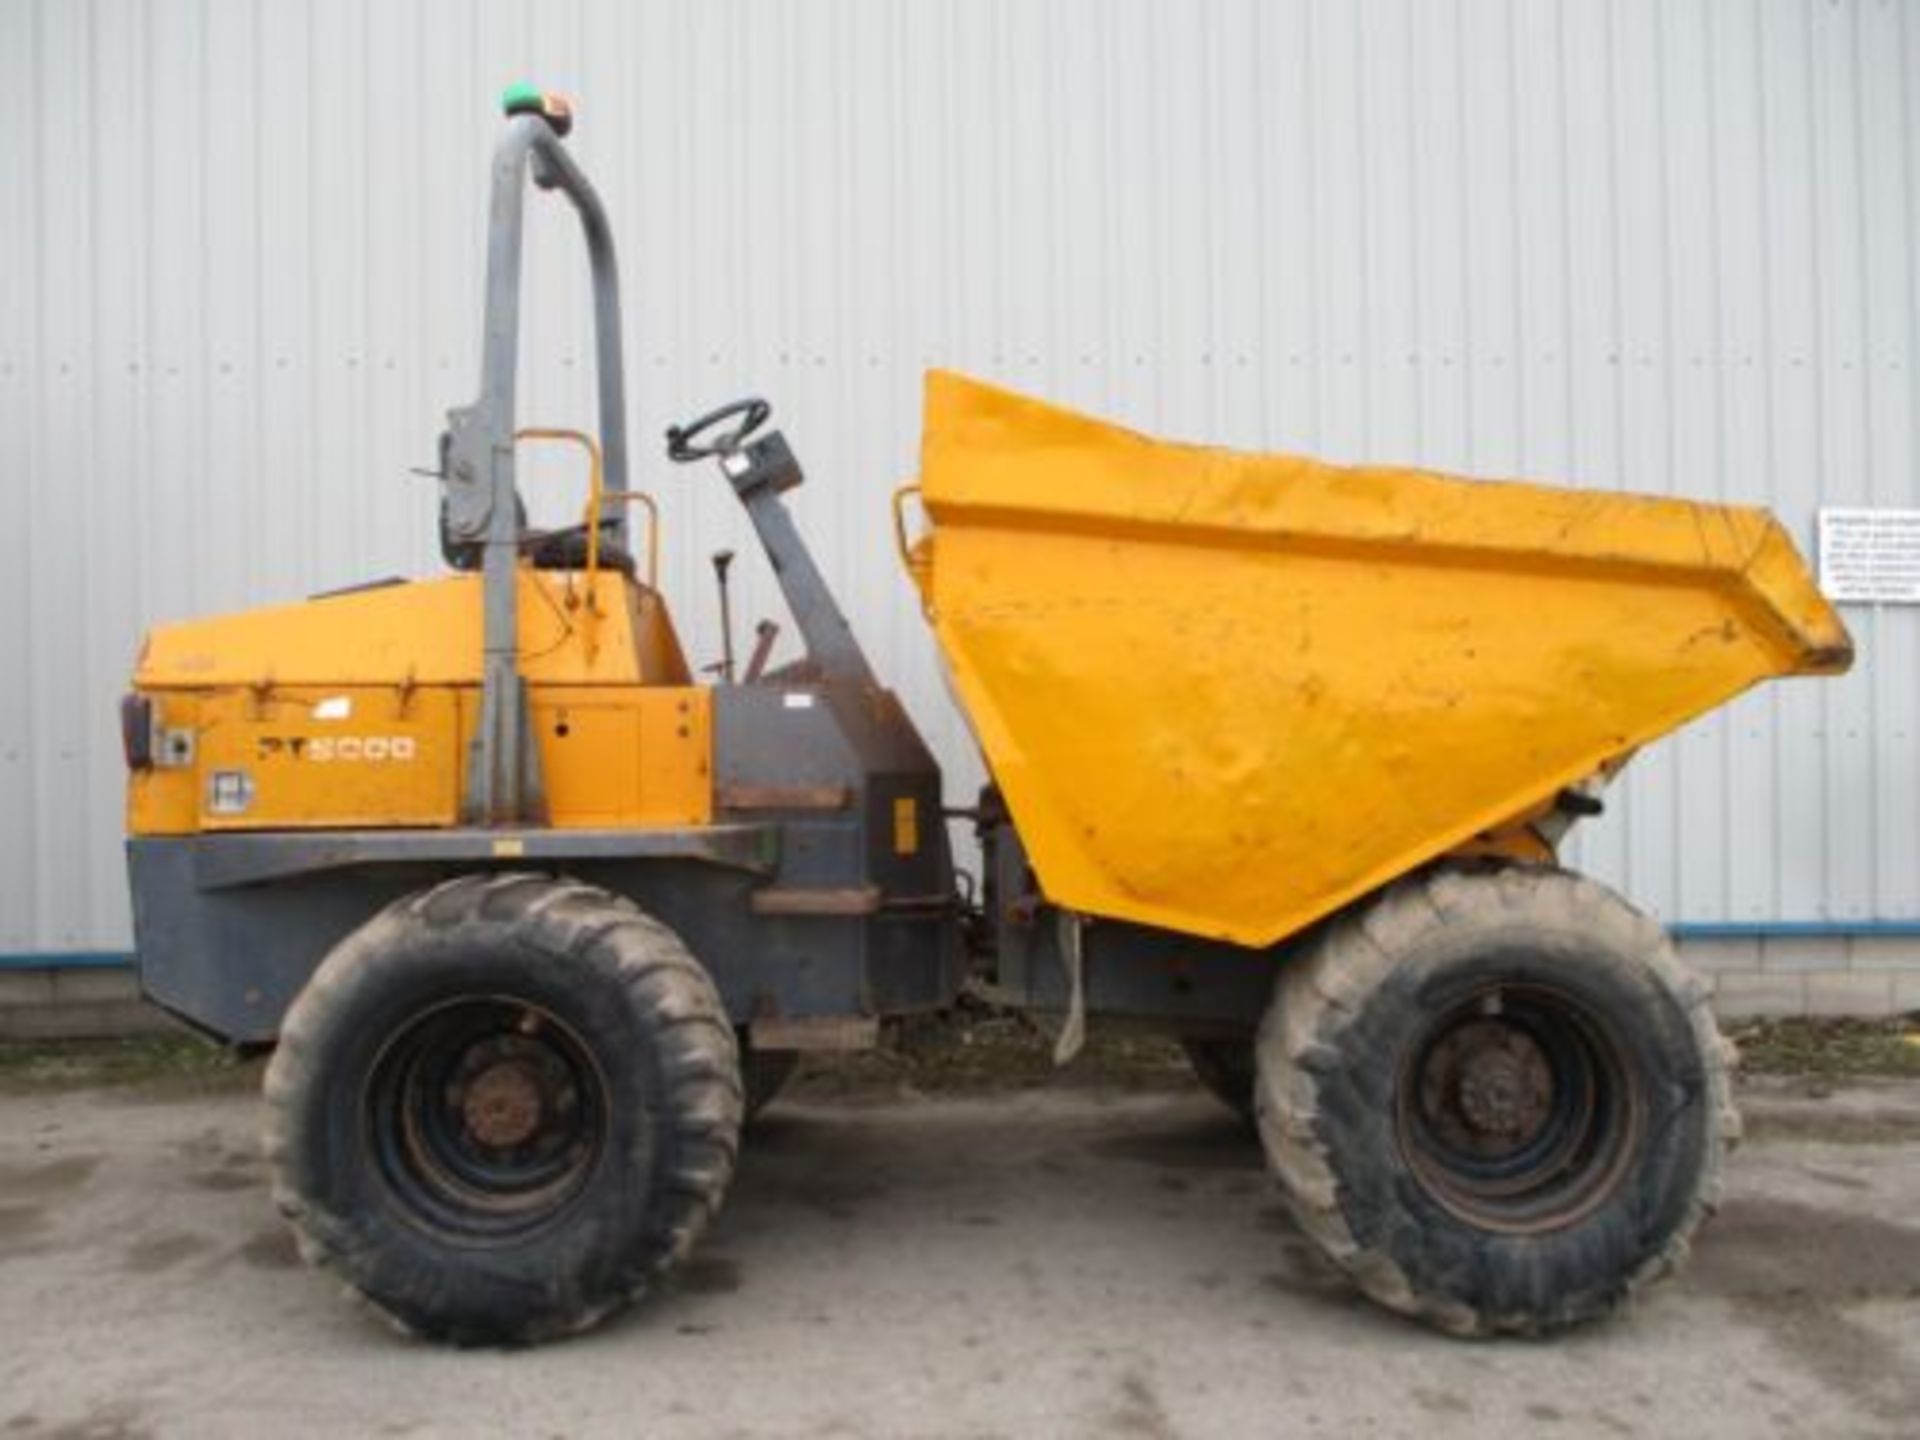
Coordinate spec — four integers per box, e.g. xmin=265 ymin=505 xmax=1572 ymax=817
xmin=525 ymin=526 xmax=635 ymax=575
xmin=440 ymin=494 xmax=634 ymax=576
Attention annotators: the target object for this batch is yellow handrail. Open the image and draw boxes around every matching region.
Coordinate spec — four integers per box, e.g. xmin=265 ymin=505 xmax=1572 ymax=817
xmin=512 ymin=427 xmax=661 ymax=589
xmin=597 ymin=491 xmax=661 ymax=590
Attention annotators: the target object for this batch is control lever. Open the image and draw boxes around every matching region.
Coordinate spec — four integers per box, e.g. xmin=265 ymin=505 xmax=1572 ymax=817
xmin=743 ymin=620 xmax=780 ymax=683
xmin=709 ymin=550 xmax=737 ymax=684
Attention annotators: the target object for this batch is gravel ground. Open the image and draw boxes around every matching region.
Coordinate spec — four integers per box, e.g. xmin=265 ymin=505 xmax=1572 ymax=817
xmin=2 ymin=1071 xmax=1918 ymax=1440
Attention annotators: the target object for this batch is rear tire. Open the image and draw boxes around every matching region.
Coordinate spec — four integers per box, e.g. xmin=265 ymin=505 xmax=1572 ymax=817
xmin=1256 ymin=862 xmax=1734 ymax=1337
xmin=740 ymin=1041 xmax=800 ymax=1123
xmin=264 ymin=873 xmax=741 ymax=1346
xmin=1179 ymin=1037 xmax=1256 ymax=1122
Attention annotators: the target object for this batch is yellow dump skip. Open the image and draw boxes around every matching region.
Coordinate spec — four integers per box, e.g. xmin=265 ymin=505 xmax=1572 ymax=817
xmin=911 ymin=372 xmax=1852 ymax=949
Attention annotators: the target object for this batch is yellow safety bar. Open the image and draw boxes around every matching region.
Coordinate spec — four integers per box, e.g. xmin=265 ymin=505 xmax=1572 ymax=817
xmin=596 ymin=491 xmax=661 ymax=590
xmin=514 ymin=427 xmax=662 ymax=665
xmin=513 ymin=427 xmax=661 ymax=590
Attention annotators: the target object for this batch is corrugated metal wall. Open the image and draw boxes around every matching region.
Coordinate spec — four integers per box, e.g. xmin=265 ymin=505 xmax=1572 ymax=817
xmin=1 ymin=0 xmax=1913 ymax=955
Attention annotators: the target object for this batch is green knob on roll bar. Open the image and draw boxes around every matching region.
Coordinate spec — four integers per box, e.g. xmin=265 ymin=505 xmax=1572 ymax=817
xmin=501 ymin=83 xmax=573 ymax=136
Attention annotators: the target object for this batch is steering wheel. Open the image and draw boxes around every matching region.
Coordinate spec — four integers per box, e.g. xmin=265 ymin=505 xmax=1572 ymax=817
xmin=666 ymin=397 xmax=771 ymax=463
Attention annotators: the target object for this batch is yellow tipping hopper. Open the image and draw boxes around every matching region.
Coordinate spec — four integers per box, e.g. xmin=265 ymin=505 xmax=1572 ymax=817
xmin=908 ymin=371 xmax=1852 ymax=949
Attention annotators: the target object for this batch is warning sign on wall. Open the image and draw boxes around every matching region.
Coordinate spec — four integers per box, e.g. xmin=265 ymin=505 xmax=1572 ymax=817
xmin=1817 ymin=508 xmax=1920 ymax=604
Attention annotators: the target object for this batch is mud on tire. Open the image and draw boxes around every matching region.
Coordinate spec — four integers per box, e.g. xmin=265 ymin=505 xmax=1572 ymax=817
xmin=263 ymin=873 xmax=742 ymax=1346
xmin=1256 ymin=861 xmax=1735 ymax=1337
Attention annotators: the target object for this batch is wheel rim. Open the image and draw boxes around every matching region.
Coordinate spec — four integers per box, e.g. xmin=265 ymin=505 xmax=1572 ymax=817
xmin=1395 ymin=982 xmax=1641 ymax=1234
xmin=364 ymin=996 xmax=610 ymax=1241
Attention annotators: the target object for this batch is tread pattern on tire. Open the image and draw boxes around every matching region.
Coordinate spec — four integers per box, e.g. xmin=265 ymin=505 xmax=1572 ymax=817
xmin=1255 ymin=860 xmax=1737 ymax=1337
xmin=262 ymin=871 xmax=742 ymax=1344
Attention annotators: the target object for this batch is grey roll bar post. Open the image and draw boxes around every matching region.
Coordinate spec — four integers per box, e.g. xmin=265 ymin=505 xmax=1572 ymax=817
xmin=443 ymin=109 xmax=631 ymax=824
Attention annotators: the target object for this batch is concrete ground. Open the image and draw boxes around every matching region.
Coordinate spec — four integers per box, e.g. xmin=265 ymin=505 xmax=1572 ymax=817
xmin=2 ymin=1073 xmax=1918 ymax=1440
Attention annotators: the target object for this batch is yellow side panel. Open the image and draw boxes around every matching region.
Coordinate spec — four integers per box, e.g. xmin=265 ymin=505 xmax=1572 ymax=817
xmin=629 ymin=588 xmax=694 ymax=685
xmin=194 ymin=687 xmax=462 ymax=830
xmin=135 ymin=571 xmax=685 ymax=689
xmin=913 ymin=371 xmax=1853 ymax=950
xmin=131 ymin=684 xmax=708 ymax=833
xmin=530 ymin=686 xmax=712 ymax=827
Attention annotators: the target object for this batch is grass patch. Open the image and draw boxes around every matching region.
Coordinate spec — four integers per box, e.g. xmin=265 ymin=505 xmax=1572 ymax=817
xmin=1728 ymin=1017 xmax=1920 ymax=1078
xmin=0 ymin=1034 xmax=255 ymax=1096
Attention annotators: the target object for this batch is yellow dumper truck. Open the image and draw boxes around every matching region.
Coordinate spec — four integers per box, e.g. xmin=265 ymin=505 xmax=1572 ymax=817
xmin=123 ymin=91 xmax=1852 ymax=1344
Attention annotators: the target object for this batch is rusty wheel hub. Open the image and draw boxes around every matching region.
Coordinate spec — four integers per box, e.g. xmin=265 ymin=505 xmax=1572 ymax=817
xmin=1397 ymin=984 xmax=1640 ymax=1234
xmin=367 ymin=998 xmax=606 ymax=1239
xmin=1420 ymin=1019 xmax=1553 ymax=1158
xmin=461 ymin=1061 xmax=544 ymax=1149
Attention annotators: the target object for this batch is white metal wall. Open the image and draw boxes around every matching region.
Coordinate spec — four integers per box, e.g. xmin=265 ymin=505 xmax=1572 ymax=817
xmin=1 ymin=0 xmax=1914 ymax=955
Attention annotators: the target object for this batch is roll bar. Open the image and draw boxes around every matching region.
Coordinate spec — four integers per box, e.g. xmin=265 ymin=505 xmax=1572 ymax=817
xmin=444 ymin=95 xmax=629 ymax=824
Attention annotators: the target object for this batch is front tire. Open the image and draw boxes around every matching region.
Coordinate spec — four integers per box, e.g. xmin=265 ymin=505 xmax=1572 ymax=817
xmin=1256 ymin=862 xmax=1734 ymax=1337
xmin=264 ymin=873 xmax=742 ymax=1346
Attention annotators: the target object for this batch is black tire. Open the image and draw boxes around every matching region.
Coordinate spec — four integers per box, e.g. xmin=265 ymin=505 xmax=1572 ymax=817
xmin=263 ymin=873 xmax=742 ymax=1346
xmin=1256 ymin=862 xmax=1735 ymax=1337
xmin=1179 ymin=1037 xmax=1256 ymax=1122
xmin=740 ymin=1042 xmax=800 ymax=1123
